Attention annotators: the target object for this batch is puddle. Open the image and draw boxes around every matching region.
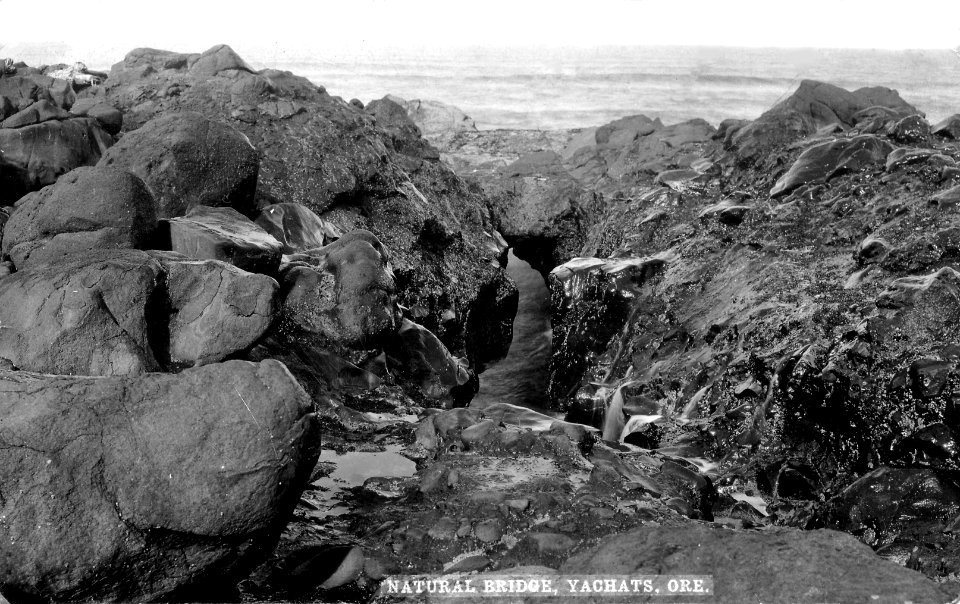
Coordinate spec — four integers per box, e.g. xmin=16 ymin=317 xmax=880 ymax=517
xmin=304 ymin=445 xmax=417 ymax=517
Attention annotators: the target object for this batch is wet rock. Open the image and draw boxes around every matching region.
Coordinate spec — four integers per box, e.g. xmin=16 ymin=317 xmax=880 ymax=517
xmin=888 ymin=114 xmax=930 ymax=144
xmin=933 ymin=184 xmax=960 ymax=209
xmin=255 ymin=203 xmax=341 ymax=254
xmin=0 ymin=250 xmax=161 ymax=375
xmin=99 ymin=111 xmax=259 ymax=218
xmin=0 ymin=360 xmax=319 ymax=602
xmin=2 ymin=166 xmax=157 ymax=269
xmin=386 ymin=318 xmax=474 ymax=406
xmin=0 ymin=99 xmax=70 ymax=128
xmin=933 ymin=114 xmax=960 ymax=139
xmin=559 ymin=524 xmax=954 ymax=603
xmin=160 ymin=206 xmax=283 ymax=275
xmin=856 ymin=236 xmax=890 ymax=264
xmin=770 ymin=135 xmax=894 ymax=197
xmin=427 ymin=517 xmax=458 ymax=541
xmin=698 ymin=200 xmax=752 ymax=226
xmin=460 ymin=419 xmax=499 ymax=447
xmin=885 ymin=147 xmax=937 ymax=171
xmin=149 ymin=252 xmax=278 ymax=368
xmin=280 ymin=230 xmax=396 ymax=350
xmin=0 ymin=117 xmax=114 ymax=204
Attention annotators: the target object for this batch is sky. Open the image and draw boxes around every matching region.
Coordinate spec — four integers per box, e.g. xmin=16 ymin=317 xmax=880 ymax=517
xmin=2 ymin=0 xmax=959 ymax=67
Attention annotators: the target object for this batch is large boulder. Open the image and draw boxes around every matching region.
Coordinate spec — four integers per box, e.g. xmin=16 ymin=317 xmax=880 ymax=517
xmin=0 ymin=360 xmax=319 ymax=602
xmin=2 ymin=166 xmax=158 ymax=269
xmin=98 ymin=111 xmax=260 ymax=218
xmin=385 ymin=318 xmax=475 ymax=406
xmin=279 ymin=230 xmax=397 ymax=351
xmin=0 ymin=117 xmax=114 ymax=204
xmin=149 ymin=251 xmax=278 ymax=368
xmin=159 ymin=206 xmax=283 ymax=275
xmin=0 ymin=250 xmax=161 ymax=375
xmin=770 ymin=135 xmax=894 ymax=197
xmin=558 ymin=524 xmax=955 ymax=603
xmin=255 ymin=203 xmax=341 ymax=254
xmin=188 ymin=44 xmax=255 ymax=78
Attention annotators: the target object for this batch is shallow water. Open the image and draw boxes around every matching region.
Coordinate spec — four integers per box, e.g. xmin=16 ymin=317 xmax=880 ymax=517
xmin=306 ymin=446 xmax=417 ymax=517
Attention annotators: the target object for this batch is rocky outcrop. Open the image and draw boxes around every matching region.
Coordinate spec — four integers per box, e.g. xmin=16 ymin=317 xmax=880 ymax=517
xmin=2 ymin=166 xmax=157 ymax=269
xmin=100 ymin=45 xmax=516 ymax=370
xmin=159 ymin=206 xmax=283 ymax=275
xmin=98 ymin=111 xmax=260 ymax=218
xmin=0 ymin=360 xmax=319 ymax=602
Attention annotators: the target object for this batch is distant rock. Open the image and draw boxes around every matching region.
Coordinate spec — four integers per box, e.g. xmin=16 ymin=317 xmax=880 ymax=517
xmin=188 ymin=43 xmax=255 ymax=77
xmin=255 ymin=203 xmax=341 ymax=254
xmin=933 ymin=114 xmax=960 ymax=139
xmin=559 ymin=524 xmax=955 ymax=603
xmin=149 ymin=251 xmax=278 ymax=368
xmin=0 ymin=117 xmax=114 ymax=204
xmin=2 ymin=166 xmax=157 ymax=269
xmin=98 ymin=111 xmax=260 ymax=218
xmin=888 ymin=114 xmax=930 ymax=144
xmin=385 ymin=94 xmax=477 ymax=148
xmin=770 ymin=135 xmax=894 ymax=197
xmin=0 ymin=250 xmax=161 ymax=375
xmin=0 ymin=360 xmax=319 ymax=602
xmin=160 ymin=206 xmax=284 ymax=275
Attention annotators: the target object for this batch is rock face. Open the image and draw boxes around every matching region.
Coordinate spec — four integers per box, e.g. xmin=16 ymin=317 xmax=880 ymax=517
xmin=98 ymin=111 xmax=260 ymax=218
xmin=559 ymin=524 xmax=954 ymax=603
xmin=159 ymin=206 xmax=283 ymax=275
xmin=0 ymin=250 xmax=161 ymax=376
xmin=2 ymin=166 xmax=158 ymax=269
xmin=100 ymin=45 xmax=516 ymax=371
xmin=0 ymin=360 xmax=319 ymax=602
xmin=150 ymin=252 xmax=278 ymax=368
xmin=0 ymin=117 xmax=114 ymax=204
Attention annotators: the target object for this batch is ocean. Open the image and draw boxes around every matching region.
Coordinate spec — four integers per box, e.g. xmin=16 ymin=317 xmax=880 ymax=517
xmin=8 ymin=44 xmax=960 ymax=131
xmin=254 ymin=45 xmax=960 ymax=131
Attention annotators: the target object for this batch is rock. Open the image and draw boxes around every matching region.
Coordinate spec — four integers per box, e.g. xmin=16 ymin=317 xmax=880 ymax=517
xmin=279 ymin=230 xmax=397 ymax=350
xmin=698 ymin=200 xmax=752 ymax=226
xmin=70 ymin=98 xmax=123 ymax=135
xmin=188 ymin=44 xmax=256 ymax=78
xmin=0 ymin=250 xmax=161 ymax=375
xmin=255 ymin=203 xmax=342 ymax=253
xmin=2 ymin=166 xmax=158 ymax=269
xmin=0 ymin=76 xmax=50 ymax=111
xmin=933 ymin=114 xmax=960 ymax=139
xmin=885 ymin=147 xmax=936 ymax=171
xmin=731 ymin=80 xmax=915 ymax=162
xmin=0 ymin=99 xmax=70 ymax=128
xmin=385 ymin=95 xmax=477 ymax=148
xmin=559 ymin=524 xmax=955 ymax=603
xmin=149 ymin=251 xmax=278 ymax=367
xmin=0 ymin=360 xmax=319 ymax=602
xmin=473 ymin=519 xmax=503 ymax=543
xmin=98 ymin=111 xmax=259 ymax=218
xmin=770 ymin=135 xmax=894 ymax=197
xmin=0 ymin=117 xmax=114 ymax=204
xmin=159 ymin=206 xmax=283 ymax=275
xmin=385 ymin=318 xmax=474 ymax=406
xmin=365 ymin=96 xmax=439 ymax=165
xmin=889 ymin=114 xmax=930 ymax=144
xmin=856 ymin=236 xmax=890 ymax=264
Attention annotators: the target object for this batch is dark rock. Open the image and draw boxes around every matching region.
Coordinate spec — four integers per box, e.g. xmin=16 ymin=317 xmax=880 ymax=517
xmin=188 ymin=44 xmax=255 ymax=77
xmin=279 ymin=230 xmax=397 ymax=351
xmin=0 ymin=117 xmax=114 ymax=204
xmin=0 ymin=250 xmax=161 ymax=375
xmin=933 ymin=114 xmax=960 ymax=139
xmin=365 ymin=96 xmax=439 ymax=164
xmin=559 ymin=524 xmax=955 ymax=603
xmin=385 ymin=318 xmax=474 ymax=406
xmin=149 ymin=251 xmax=278 ymax=368
xmin=889 ymin=114 xmax=930 ymax=144
xmin=70 ymin=98 xmax=123 ymax=135
xmin=0 ymin=76 xmax=51 ymax=111
xmin=0 ymin=99 xmax=70 ymax=128
xmin=770 ymin=135 xmax=894 ymax=197
xmin=0 ymin=360 xmax=319 ymax=602
xmin=856 ymin=236 xmax=890 ymax=264
xmin=2 ymin=166 xmax=157 ymax=269
xmin=160 ymin=206 xmax=283 ymax=275
xmin=698 ymin=200 xmax=752 ymax=226
xmin=255 ymin=203 xmax=341 ymax=253
xmin=99 ymin=111 xmax=260 ymax=218
xmin=885 ymin=147 xmax=936 ymax=172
